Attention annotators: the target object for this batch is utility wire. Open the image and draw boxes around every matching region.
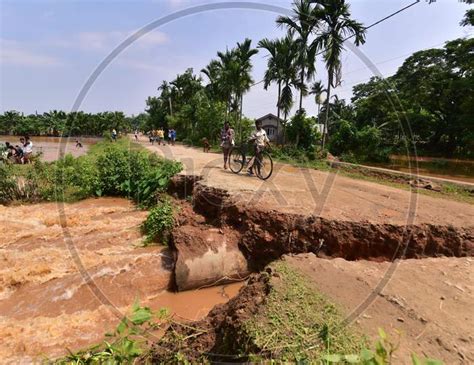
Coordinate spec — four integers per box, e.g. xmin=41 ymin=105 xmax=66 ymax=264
xmin=250 ymin=0 xmax=422 ymax=88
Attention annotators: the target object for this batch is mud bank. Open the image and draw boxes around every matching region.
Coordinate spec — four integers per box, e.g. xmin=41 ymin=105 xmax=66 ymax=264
xmin=150 ymin=270 xmax=271 ymax=363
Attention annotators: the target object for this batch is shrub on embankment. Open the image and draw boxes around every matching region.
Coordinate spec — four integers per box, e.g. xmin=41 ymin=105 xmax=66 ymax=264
xmin=0 ymin=139 xmax=182 ymax=206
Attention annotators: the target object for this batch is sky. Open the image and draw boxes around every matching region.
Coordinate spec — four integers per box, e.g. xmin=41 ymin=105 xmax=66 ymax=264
xmin=0 ymin=0 xmax=472 ymax=119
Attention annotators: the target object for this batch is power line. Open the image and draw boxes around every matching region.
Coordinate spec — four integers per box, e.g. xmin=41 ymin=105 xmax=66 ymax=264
xmin=250 ymin=0 xmax=422 ymax=88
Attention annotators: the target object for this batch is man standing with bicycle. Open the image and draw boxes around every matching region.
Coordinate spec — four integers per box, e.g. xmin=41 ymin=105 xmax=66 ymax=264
xmin=247 ymin=119 xmax=269 ymax=175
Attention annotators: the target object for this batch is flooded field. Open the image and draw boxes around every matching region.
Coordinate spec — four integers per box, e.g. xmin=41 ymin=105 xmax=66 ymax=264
xmin=0 ymin=135 xmax=100 ymax=162
xmin=0 ymin=197 xmax=242 ymax=363
xmin=367 ymin=154 xmax=474 ymax=184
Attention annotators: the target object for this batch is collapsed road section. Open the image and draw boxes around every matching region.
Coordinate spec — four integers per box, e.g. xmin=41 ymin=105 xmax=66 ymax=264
xmin=168 ymin=175 xmax=473 ymax=291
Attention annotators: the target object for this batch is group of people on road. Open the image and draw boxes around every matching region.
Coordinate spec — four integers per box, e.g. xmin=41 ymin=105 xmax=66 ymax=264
xmin=2 ymin=136 xmax=34 ymax=164
xmin=148 ymin=128 xmax=176 ymax=146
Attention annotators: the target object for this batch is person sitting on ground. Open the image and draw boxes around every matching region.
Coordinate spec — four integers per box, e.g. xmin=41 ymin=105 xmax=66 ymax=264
xmin=202 ymin=137 xmax=210 ymax=153
xmin=220 ymin=122 xmax=235 ymax=169
xmin=14 ymin=144 xmax=24 ymax=164
xmin=5 ymin=142 xmax=14 ymax=159
xmin=247 ymin=120 xmax=269 ymax=175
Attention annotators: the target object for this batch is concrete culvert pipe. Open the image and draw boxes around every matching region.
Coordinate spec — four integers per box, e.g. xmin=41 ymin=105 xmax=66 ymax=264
xmin=172 ymin=225 xmax=250 ymax=291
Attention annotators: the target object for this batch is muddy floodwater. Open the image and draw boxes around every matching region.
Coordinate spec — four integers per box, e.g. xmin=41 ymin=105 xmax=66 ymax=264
xmin=0 ymin=198 xmax=243 ymax=363
xmin=366 ymin=154 xmax=474 ymax=184
xmin=0 ymin=135 xmax=99 ymax=162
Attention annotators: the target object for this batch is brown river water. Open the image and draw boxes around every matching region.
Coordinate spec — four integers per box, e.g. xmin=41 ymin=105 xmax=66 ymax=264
xmin=0 ymin=135 xmax=97 ymax=162
xmin=0 ymin=197 xmax=242 ymax=363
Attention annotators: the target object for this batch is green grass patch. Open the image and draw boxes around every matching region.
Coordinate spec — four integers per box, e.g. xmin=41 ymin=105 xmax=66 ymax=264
xmin=243 ymin=261 xmax=366 ymax=362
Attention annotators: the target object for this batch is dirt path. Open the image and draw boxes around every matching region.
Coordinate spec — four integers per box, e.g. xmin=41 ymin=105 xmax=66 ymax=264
xmin=138 ymin=137 xmax=474 ymax=228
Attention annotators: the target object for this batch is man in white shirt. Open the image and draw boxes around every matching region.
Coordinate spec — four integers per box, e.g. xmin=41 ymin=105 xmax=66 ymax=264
xmin=23 ymin=136 xmax=33 ymax=163
xmin=247 ymin=120 xmax=269 ymax=175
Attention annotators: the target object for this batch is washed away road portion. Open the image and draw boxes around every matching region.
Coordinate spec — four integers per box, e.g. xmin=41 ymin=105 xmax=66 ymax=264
xmin=140 ymin=138 xmax=474 ymax=363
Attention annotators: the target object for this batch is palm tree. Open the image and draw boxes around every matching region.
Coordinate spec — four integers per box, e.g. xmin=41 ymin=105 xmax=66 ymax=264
xmin=309 ymin=80 xmax=326 ymax=143
xmin=278 ymin=35 xmax=300 ymax=143
xmin=276 ymin=0 xmax=321 ymax=111
xmin=314 ymin=0 xmax=366 ymax=149
xmin=258 ymin=38 xmax=282 ymax=123
xmin=310 ymin=80 xmax=326 ymax=116
xmin=235 ymin=38 xmax=258 ymax=140
xmin=201 ymin=59 xmax=223 ymax=100
xmin=216 ymin=48 xmax=238 ymax=120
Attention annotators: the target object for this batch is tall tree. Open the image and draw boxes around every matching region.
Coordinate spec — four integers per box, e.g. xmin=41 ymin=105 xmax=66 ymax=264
xmin=277 ymin=0 xmax=321 ymax=111
xmin=258 ymin=38 xmax=282 ymax=124
xmin=313 ymin=0 xmax=366 ymax=149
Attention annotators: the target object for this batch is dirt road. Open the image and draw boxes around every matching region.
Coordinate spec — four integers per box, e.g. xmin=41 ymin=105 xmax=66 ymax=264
xmin=285 ymin=254 xmax=474 ymax=364
xmin=139 ymin=138 xmax=474 ymax=228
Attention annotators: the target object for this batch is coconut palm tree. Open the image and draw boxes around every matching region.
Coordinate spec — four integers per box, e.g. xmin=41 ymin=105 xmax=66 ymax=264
xmin=276 ymin=0 xmax=321 ymax=111
xmin=313 ymin=0 xmax=366 ymax=149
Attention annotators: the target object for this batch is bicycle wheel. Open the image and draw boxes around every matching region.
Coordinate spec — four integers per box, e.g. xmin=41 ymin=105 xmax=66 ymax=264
xmin=229 ymin=147 xmax=244 ymax=174
xmin=255 ymin=151 xmax=273 ymax=180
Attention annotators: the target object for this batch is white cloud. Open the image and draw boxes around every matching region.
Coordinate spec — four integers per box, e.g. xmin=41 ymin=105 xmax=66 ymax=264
xmin=0 ymin=39 xmax=62 ymax=67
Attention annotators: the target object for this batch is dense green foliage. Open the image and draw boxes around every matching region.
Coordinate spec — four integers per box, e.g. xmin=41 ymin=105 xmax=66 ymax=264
xmin=0 ymin=110 xmax=140 ymax=136
xmin=329 ymin=37 xmax=474 ymax=159
xmin=144 ymin=39 xmax=259 ymax=145
xmin=0 ymin=140 xmax=182 ymax=205
xmin=141 ymin=198 xmax=175 ymax=245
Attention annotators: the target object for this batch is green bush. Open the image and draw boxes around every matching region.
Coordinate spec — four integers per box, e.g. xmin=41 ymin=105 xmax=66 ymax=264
xmin=286 ymin=110 xmax=321 ymax=150
xmin=0 ymin=140 xmax=182 ymax=205
xmin=141 ymin=198 xmax=175 ymax=245
xmin=0 ymin=164 xmax=20 ymax=204
xmin=329 ymin=121 xmax=391 ymax=163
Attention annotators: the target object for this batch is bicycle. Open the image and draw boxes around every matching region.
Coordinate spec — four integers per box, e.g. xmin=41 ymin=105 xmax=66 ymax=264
xmin=229 ymin=143 xmax=273 ymax=180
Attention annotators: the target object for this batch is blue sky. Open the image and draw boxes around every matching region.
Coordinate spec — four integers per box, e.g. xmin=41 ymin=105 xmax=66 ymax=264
xmin=0 ymin=0 xmax=471 ymax=119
